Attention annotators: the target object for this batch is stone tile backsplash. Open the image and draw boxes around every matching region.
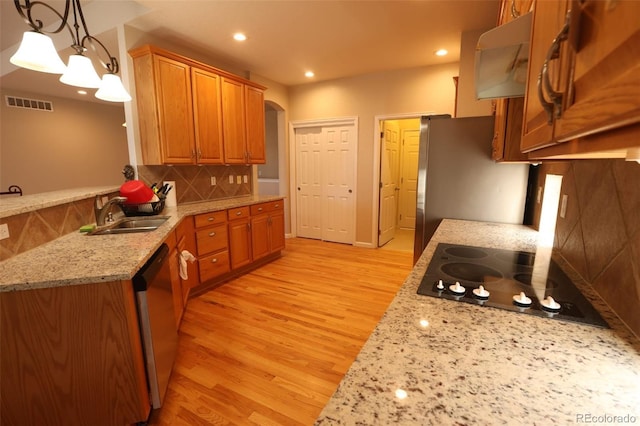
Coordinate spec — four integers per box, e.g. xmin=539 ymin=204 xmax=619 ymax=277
xmin=533 ymin=159 xmax=640 ymax=337
xmin=136 ymin=165 xmax=252 ymax=204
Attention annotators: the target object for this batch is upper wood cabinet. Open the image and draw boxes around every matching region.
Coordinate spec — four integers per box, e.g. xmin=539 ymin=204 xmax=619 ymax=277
xmin=491 ymin=0 xmax=533 ymax=162
xmin=192 ymin=68 xmax=224 ymax=164
xmin=222 ymin=79 xmax=266 ymax=164
xmin=129 ymin=45 xmax=266 ymax=165
xmin=521 ymin=0 xmax=640 ymax=159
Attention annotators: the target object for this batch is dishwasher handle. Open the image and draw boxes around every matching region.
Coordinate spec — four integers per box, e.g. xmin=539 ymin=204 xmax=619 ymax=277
xmin=133 ymin=244 xmax=170 ymax=292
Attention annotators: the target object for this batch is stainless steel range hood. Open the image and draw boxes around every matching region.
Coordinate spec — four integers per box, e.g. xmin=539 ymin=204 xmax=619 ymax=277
xmin=475 ymin=12 xmax=532 ymax=100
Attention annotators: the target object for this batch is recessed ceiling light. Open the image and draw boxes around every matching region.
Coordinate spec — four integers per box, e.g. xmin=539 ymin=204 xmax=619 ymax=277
xmin=305 ymin=71 xmax=315 ymax=78
xmin=435 ymin=49 xmax=448 ymax=57
xmin=77 ymin=90 xmax=87 ymax=95
xmin=233 ymin=33 xmax=247 ymax=41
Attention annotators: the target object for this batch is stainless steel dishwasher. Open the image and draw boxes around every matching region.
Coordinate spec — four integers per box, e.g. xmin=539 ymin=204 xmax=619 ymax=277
xmin=133 ymin=243 xmax=178 ymax=409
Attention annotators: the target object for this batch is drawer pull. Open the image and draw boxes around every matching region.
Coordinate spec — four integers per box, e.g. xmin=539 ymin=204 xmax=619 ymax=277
xmin=211 ymin=258 xmax=218 ymax=263
xmin=236 ymin=211 xmax=242 ymax=216
xmin=207 ymin=217 xmax=215 ymax=222
xmin=209 ymin=231 xmax=216 ymax=237
xmin=258 ymin=207 xmax=263 ymax=211
xmin=274 ymin=204 xmax=279 ymax=208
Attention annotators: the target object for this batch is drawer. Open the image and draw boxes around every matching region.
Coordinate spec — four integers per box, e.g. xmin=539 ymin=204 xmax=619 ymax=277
xmin=198 ymin=250 xmax=230 ymax=282
xmin=250 ymin=200 xmax=283 ymax=215
xmin=195 ymin=223 xmax=228 ymax=256
xmin=227 ymin=206 xmax=250 ymax=220
xmin=194 ymin=210 xmax=227 ymax=228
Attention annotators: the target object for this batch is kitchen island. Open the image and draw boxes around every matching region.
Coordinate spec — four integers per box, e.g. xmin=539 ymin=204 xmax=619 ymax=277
xmin=316 ymin=219 xmax=640 ymax=425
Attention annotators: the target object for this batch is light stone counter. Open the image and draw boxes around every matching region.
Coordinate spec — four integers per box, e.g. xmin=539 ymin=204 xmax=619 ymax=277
xmin=0 ymin=195 xmax=284 ymax=292
xmin=316 ymin=219 xmax=640 ymax=425
xmin=0 ymin=186 xmax=119 ymax=219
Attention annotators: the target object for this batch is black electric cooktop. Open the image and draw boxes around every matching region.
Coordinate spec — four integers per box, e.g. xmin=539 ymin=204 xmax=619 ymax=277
xmin=417 ymin=243 xmax=608 ymax=328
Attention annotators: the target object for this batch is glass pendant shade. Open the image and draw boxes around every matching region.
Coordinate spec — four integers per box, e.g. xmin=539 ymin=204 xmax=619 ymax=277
xmin=10 ymin=31 xmax=67 ymax=74
xmin=95 ymin=73 xmax=132 ymax=102
xmin=59 ymin=54 xmax=102 ymax=88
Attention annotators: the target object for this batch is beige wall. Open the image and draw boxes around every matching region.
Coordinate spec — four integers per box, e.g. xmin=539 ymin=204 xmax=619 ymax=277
xmin=0 ymin=89 xmax=129 ymax=195
xmin=288 ymin=63 xmax=459 ymax=245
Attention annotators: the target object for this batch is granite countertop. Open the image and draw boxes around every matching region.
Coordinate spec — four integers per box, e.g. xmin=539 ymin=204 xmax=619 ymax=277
xmin=0 ymin=186 xmax=119 ymax=219
xmin=316 ymin=219 xmax=640 ymax=425
xmin=0 ymin=194 xmax=284 ymax=292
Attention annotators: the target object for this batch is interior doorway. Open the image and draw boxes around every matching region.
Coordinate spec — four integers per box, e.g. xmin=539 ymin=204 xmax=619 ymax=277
xmin=377 ymin=117 xmax=421 ymax=251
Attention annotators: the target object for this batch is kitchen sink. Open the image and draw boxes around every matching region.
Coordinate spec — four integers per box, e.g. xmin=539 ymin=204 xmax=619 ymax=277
xmin=88 ymin=216 xmax=170 ymax=235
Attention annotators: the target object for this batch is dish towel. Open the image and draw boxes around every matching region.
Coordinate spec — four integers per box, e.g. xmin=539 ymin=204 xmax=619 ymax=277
xmin=179 ymin=250 xmax=196 ymax=280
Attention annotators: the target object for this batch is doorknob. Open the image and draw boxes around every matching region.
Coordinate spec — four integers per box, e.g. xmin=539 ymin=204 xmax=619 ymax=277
xmin=298 ymin=187 xmax=301 ymax=191
xmin=348 ymin=189 xmax=352 ymax=193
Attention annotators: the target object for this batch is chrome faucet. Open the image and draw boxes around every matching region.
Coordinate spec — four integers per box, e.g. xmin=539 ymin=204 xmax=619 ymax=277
xmin=94 ymin=195 xmax=127 ymax=226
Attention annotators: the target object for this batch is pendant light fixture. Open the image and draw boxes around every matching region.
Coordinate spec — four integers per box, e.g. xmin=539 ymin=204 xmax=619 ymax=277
xmin=9 ymin=0 xmax=131 ymax=102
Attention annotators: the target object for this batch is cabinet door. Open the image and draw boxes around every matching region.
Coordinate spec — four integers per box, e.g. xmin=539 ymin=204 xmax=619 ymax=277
xmin=269 ymin=211 xmax=286 ymax=253
xmin=169 ymin=245 xmax=184 ymax=328
xmin=245 ymin=85 xmax=266 ymax=164
xmin=250 ymin=214 xmax=270 ymax=260
xmin=154 ymin=55 xmax=196 ymax=164
xmin=228 ymin=218 xmax=252 ymax=269
xmin=192 ymin=67 xmax=224 ymax=164
xmin=521 ymin=0 xmax=570 ymax=152
xmin=177 ymin=216 xmax=199 ymax=296
xmin=554 ymin=0 xmax=640 ymax=142
xmin=221 ymin=78 xmax=247 ymax=164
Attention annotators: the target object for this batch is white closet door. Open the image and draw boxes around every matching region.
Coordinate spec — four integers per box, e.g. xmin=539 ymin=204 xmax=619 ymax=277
xmin=398 ymin=129 xmax=419 ymax=229
xmin=295 ymin=122 xmax=356 ymax=244
xmin=295 ymin=128 xmax=323 ymax=239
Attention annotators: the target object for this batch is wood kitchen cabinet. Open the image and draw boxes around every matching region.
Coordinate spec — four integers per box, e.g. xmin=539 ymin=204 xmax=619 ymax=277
xmin=192 ymin=67 xmax=224 ymax=164
xmin=250 ymin=200 xmax=285 ymax=260
xmin=194 ymin=210 xmax=231 ymax=282
xmin=491 ymin=0 xmax=532 ymax=162
xmin=222 ymin=80 xmax=266 ymax=164
xmin=130 ymin=44 xmax=266 ymax=166
xmin=521 ymin=0 xmax=640 ymax=158
xmin=0 ymin=281 xmax=150 ymax=425
xmin=227 ymin=206 xmax=252 ymax=269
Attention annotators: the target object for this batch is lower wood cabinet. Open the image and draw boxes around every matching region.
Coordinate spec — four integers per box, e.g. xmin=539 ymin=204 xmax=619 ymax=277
xmin=194 ymin=210 xmax=231 ymax=282
xmin=0 ymin=281 xmax=150 ymax=426
xmin=190 ymin=199 xmax=285 ymax=295
xmin=228 ymin=206 xmax=252 ymax=269
xmin=251 ymin=200 xmax=285 ymax=260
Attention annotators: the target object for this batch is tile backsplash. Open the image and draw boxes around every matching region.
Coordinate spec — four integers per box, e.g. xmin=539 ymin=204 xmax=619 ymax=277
xmin=136 ymin=165 xmax=252 ymax=203
xmin=532 ymin=159 xmax=640 ymax=337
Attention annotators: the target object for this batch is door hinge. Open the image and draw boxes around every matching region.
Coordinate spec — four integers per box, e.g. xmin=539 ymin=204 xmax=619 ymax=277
xmin=378 ymin=229 xmax=382 ymax=235
xmin=380 ymin=131 xmax=384 ymax=138
xmin=379 ymin=182 xmax=383 ymax=189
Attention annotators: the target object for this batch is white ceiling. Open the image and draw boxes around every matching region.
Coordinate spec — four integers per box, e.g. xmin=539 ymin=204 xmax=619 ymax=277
xmin=0 ymin=0 xmax=500 ymax=104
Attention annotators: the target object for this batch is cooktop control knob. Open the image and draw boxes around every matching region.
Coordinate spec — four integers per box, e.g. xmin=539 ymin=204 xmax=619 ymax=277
xmin=436 ymin=280 xmax=445 ymax=290
xmin=541 ymin=296 xmax=561 ymax=311
xmin=449 ymin=281 xmax=466 ymax=294
xmin=513 ymin=292 xmax=532 ymax=306
xmin=472 ymin=285 xmax=490 ymax=299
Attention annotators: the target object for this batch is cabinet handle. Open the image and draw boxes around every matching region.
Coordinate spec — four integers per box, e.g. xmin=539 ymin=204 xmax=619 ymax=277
xmin=207 ymin=217 xmax=215 ymax=222
xmin=538 ymin=10 xmax=571 ymax=124
xmin=211 ymin=258 xmax=218 ymax=263
xmin=209 ymin=231 xmax=216 ymax=237
xmin=197 ymin=149 xmax=202 ymax=159
xmin=191 ymin=150 xmax=197 ymax=159
xmin=510 ymin=0 xmax=520 ymax=18
xmin=274 ymin=204 xmax=279 ymax=208
xmin=258 ymin=207 xmax=263 ymax=211
xmin=236 ymin=211 xmax=242 ymax=216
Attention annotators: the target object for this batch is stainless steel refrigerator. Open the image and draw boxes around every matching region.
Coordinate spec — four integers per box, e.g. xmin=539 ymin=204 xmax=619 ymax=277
xmin=413 ymin=115 xmax=530 ymax=263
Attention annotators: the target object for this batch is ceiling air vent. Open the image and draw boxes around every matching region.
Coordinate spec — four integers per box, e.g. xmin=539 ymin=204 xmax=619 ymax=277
xmin=5 ymin=96 xmax=53 ymax=112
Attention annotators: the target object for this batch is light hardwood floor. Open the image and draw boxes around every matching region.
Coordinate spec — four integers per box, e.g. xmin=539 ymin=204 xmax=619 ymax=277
xmin=148 ymin=237 xmax=413 ymax=425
